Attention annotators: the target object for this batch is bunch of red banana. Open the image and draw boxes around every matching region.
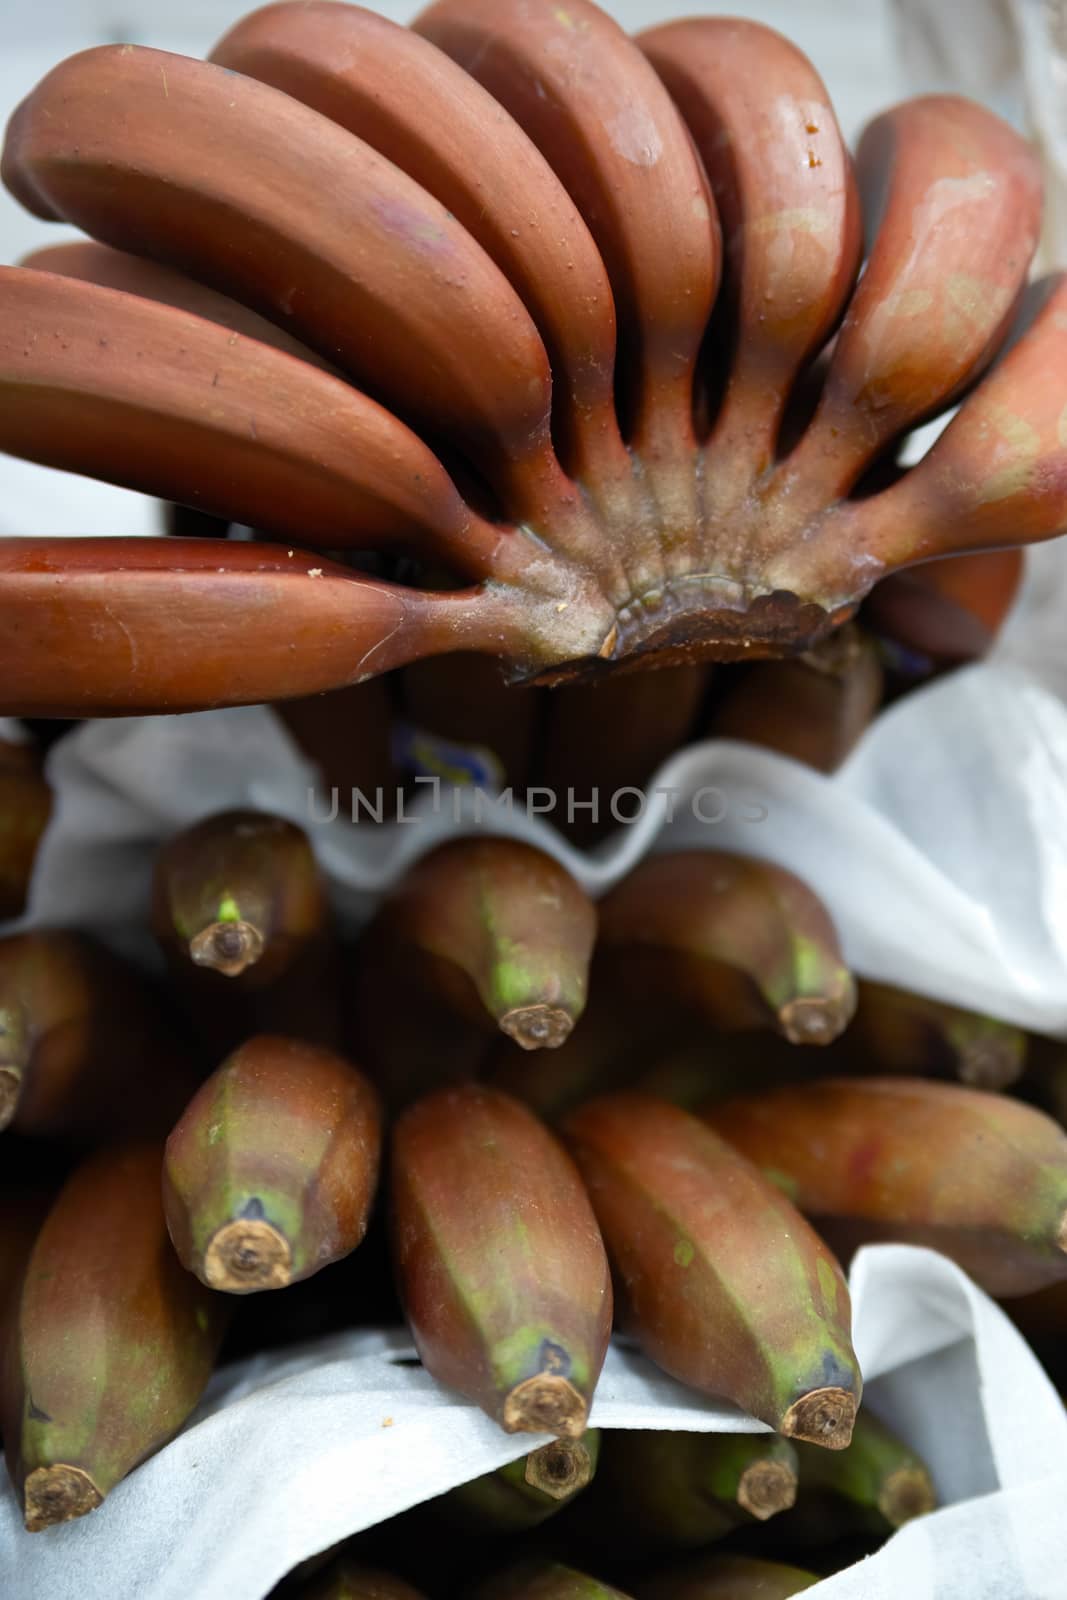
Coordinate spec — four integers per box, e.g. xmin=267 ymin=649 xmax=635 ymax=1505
xmin=0 ymin=0 xmax=1061 ymax=716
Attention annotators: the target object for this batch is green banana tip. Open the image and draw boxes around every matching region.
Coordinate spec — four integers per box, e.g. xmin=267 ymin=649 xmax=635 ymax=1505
xmin=189 ymin=919 xmax=264 ymax=977
xmin=781 ymin=1388 xmax=857 ymax=1450
xmin=203 ymin=1216 xmax=293 ymax=1292
xmin=737 ymin=1456 xmax=798 ymax=1520
xmin=779 ymin=984 xmax=856 ymax=1047
xmin=878 ymin=1465 xmax=937 ymax=1528
xmin=502 ymin=1373 xmax=589 ymax=1439
xmin=24 ymin=1465 xmax=103 ymax=1533
xmin=499 ymin=1003 xmax=575 ymax=1051
xmin=524 ymin=1437 xmax=596 ymax=1500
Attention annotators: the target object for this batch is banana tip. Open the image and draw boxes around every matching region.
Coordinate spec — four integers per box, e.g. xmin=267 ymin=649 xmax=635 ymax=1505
xmin=204 ymin=1217 xmax=292 ymax=1292
xmin=524 ymin=1438 xmax=594 ymax=1500
xmin=24 ymin=1465 xmax=102 ymax=1532
xmin=503 ymin=1375 xmax=588 ymax=1439
xmin=0 ymin=1065 xmax=20 ymax=1130
xmin=737 ymin=1459 xmax=798 ymax=1520
xmin=779 ymin=992 xmax=854 ymax=1047
xmin=781 ymin=1387 xmax=857 ymax=1450
xmin=878 ymin=1466 xmax=937 ymax=1528
xmin=189 ymin=919 xmax=264 ymax=977
xmin=499 ymin=1004 xmax=574 ymax=1051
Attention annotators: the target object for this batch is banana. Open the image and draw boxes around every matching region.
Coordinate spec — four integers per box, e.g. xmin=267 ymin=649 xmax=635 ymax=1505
xmin=475 ymin=1563 xmax=633 ymax=1600
xmin=0 ymin=734 xmax=51 ymax=920
xmin=429 ymin=1434 xmax=600 ymax=1534
xmin=572 ymin=1429 xmax=797 ymax=1555
xmin=0 ymin=535 xmax=536 ymax=719
xmin=705 ymin=1077 xmax=1067 ymax=1295
xmin=778 ymin=96 xmax=1042 ymax=502
xmin=163 ymin=1035 xmax=382 ymax=1292
xmin=596 ymin=852 xmax=856 ymax=1045
xmin=210 ymin=1 xmax=628 ymax=489
xmin=538 ymin=666 xmax=709 ymax=843
xmin=0 ymin=265 xmax=504 ymax=574
xmin=391 ymin=1084 xmax=612 ymax=1437
xmin=21 ymin=240 xmax=334 ymax=369
xmin=416 ymin=0 xmax=718 ymax=594
xmin=791 ymin=1407 xmax=936 ymax=1537
xmin=153 ymin=809 xmax=342 ymax=1054
xmin=562 ymin=1094 xmax=861 ymax=1446
xmin=633 ymin=1554 xmax=818 ymax=1600
xmin=1 ymin=1142 xmax=227 ymax=1531
xmin=369 ymin=838 xmax=597 ymax=1049
xmin=705 ymin=626 xmax=882 ymax=774
xmin=0 ymin=930 xmax=196 ymax=1142
xmin=863 ymin=548 xmax=1024 ymax=667
xmin=638 ymin=17 xmax=861 ymax=492
xmin=839 ymin=981 xmax=1027 ymax=1091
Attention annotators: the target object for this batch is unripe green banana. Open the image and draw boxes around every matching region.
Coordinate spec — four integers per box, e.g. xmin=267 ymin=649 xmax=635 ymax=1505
xmin=791 ymin=1407 xmax=936 ymax=1537
xmin=0 ymin=929 xmax=196 ymax=1142
xmin=163 ymin=1035 xmax=382 ymax=1293
xmin=431 ymin=1435 xmax=600 ymax=1535
xmin=597 ymin=853 xmax=856 ymax=1045
xmin=1 ymin=1142 xmax=227 ymax=1531
xmin=391 ymin=1085 xmax=612 ymax=1437
xmin=705 ymin=1077 xmax=1067 ymax=1295
xmin=562 ymin=1094 xmax=861 ymax=1447
xmin=570 ymin=1429 xmax=797 ymax=1555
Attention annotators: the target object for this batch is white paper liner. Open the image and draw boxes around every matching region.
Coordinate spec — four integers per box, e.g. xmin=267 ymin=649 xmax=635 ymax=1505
xmin=0 ymin=1246 xmax=1063 ymax=1600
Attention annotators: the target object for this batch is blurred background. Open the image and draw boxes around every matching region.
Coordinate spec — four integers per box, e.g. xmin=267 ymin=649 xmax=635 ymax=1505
xmin=0 ymin=0 xmax=1062 ymax=536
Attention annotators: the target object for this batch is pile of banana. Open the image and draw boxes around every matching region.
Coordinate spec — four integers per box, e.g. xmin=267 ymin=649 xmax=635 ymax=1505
xmin=2 ymin=0 xmax=1067 ymax=1592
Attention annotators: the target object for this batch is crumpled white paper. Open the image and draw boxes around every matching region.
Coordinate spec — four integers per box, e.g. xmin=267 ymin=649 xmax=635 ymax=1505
xmin=0 ymin=1246 xmax=1063 ymax=1600
xmin=17 ymin=639 xmax=1067 ymax=1033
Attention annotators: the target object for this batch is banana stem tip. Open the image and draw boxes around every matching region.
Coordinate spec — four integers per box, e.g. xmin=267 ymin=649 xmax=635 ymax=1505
xmin=781 ymin=1387 xmax=857 ymax=1450
xmin=24 ymin=1465 xmax=103 ymax=1532
xmin=737 ymin=1459 xmax=798 ymax=1520
xmin=779 ymin=991 xmax=855 ymax=1046
xmin=189 ymin=920 xmax=265 ymax=977
xmin=499 ymin=1004 xmax=575 ymax=1051
xmin=878 ymin=1466 xmax=937 ymax=1528
xmin=502 ymin=1374 xmax=588 ymax=1439
xmin=524 ymin=1438 xmax=595 ymax=1499
xmin=204 ymin=1217 xmax=293 ymax=1292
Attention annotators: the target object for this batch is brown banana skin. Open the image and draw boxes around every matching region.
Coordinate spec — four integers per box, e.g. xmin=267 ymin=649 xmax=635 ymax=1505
xmin=1 ymin=1142 xmax=227 ymax=1531
xmin=864 ymin=548 xmax=1025 ymax=667
xmin=563 ymin=1094 xmax=861 ymax=1447
xmin=597 ymin=852 xmax=856 ymax=1045
xmin=391 ymin=1085 xmax=612 ymax=1438
xmin=705 ymin=628 xmax=883 ymax=774
xmin=400 ymin=655 xmax=540 ymax=794
xmin=633 ymin=1553 xmax=818 ymax=1599
xmin=0 ymin=930 xmax=197 ymax=1144
xmin=0 ymin=736 xmax=51 ymax=921
xmin=706 ymin=1078 xmax=1067 ymax=1296
xmin=152 ymin=809 xmax=342 ymax=1053
xmin=163 ymin=1035 xmax=382 ymax=1293
xmin=368 ymin=839 xmax=597 ymax=1050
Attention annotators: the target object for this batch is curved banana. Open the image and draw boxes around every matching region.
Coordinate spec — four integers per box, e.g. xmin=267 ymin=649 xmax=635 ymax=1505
xmin=782 ymin=95 xmax=1043 ymax=499
xmin=210 ymin=1 xmax=629 ymax=490
xmin=638 ymin=18 xmax=861 ymax=489
xmin=0 ymin=266 xmax=511 ymax=573
xmin=416 ymin=0 xmax=719 ymax=593
xmin=0 ymin=538 xmax=499 ymax=716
